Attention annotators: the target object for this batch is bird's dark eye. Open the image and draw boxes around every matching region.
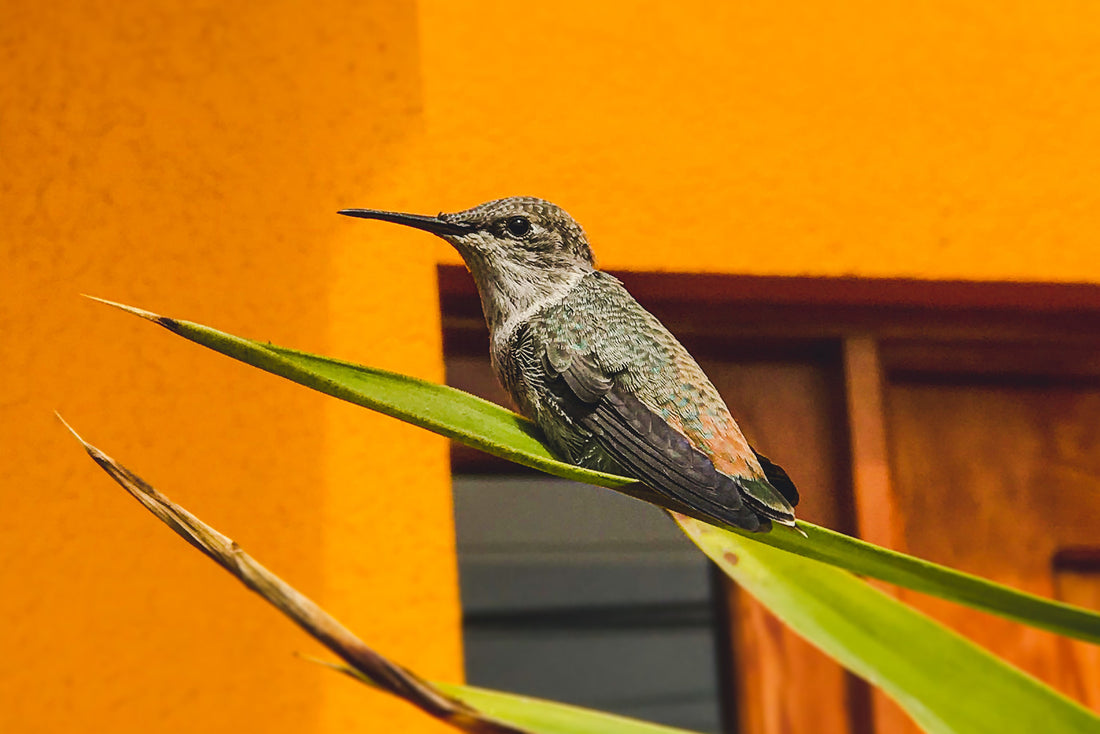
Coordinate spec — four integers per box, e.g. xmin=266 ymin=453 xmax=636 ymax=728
xmin=505 ymin=216 xmax=532 ymax=237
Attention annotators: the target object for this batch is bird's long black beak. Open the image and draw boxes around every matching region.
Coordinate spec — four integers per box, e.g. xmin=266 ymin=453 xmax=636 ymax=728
xmin=337 ymin=208 xmax=473 ymax=236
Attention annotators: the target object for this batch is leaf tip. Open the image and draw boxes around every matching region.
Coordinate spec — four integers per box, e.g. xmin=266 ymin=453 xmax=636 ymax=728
xmin=54 ymin=411 xmax=89 ymax=447
xmin=55 ymin=412 xmax=114 ymax=466
xmin=82 ymin=295 xmax=170 ymax=325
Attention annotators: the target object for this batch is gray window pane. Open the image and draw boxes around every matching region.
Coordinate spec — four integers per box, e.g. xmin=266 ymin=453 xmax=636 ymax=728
xmin=453 ymin=476 xmax=724 ymax=732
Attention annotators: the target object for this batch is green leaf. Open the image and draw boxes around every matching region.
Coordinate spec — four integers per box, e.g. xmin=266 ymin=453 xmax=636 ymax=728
xmin=678 ymin=516 xmax=1100 ymax=733
xmin=90 ymin=300 xmax=1100 ymax=732
xmin=64 ymin=413 xmax=703 ymax=734
xmin=436 ymin=682 xmax=701 ymax=734
xmin=91 ymin=299 xmax=1100 ymax=649
xmin=748 ymin=519 xmax=1100 ymax=648
xmin=313 ymin=659 xmax=702 ymax=733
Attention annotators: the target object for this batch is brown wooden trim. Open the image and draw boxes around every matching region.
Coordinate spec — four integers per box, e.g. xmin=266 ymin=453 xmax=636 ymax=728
xmin=439 ymin=264 xmax=1100 ymax=312
xmin=843 ymin=337 xmax=902 ymax=552
xmin=883 ymin=340 xmax=1100 ymax=384
xmin=1054 ymin=548 xmax=1100 ymax=573
xmin=440 ymin=267 xmax=1100 ymax=371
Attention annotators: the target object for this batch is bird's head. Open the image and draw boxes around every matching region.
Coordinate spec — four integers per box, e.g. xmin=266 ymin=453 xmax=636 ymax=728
xmin=340 ymin=197 xmax=595 ymax=333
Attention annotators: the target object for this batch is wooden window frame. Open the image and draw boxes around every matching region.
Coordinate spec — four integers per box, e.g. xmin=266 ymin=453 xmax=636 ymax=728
xmin=440 ymin=264 xmax=1100 ymax=734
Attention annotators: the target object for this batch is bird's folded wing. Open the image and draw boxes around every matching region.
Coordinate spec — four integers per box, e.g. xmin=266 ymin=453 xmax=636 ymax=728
xmin=541 ymin=346 xmax=768 ymax=531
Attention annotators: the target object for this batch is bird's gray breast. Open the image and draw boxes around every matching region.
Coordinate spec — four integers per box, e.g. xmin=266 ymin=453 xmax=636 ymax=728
xmin=489 ymin=272 xmax=675 ymax=469
xmin=487 ymin=271 xmax=796 ymax=530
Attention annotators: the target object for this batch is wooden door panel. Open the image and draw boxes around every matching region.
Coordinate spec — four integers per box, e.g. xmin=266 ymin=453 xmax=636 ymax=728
xmin=884 ymin=380 xmax=1100 ymax=711
xmin=706 ymin=357 xmax=864 ymax=734
xmin=441 ymin=267 xmax=1100 ymax=731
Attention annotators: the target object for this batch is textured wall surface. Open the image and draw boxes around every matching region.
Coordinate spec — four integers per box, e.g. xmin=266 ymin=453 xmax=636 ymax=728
xmin=2 ymin=2 xmax=460 ymax=734
xmin=6 ymin=1 xmax=1100 ymax=733
xmin=420 ymin=0 xmax=1100 ymax=283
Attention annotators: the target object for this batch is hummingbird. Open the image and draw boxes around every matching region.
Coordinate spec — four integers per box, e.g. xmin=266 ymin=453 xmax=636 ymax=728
xmin=338 ymin=197 xmax=799 ymax=532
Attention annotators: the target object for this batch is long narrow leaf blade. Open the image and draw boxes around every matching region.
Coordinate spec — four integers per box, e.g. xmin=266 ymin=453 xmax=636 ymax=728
xmin=62 ymin=417 xmax=701 ymax=734
xmin=749 ymin=520 xmax=1100 ymax=649
xmin=437 ymin=683 xmax=703 ymax=734
xmin=67 ymin=413 xmax=1100 ymax=734
xmin=89 ymin=299 xmax=1100 ymax=647
xmin=678 ymin=516 xmax=1100 ymax=733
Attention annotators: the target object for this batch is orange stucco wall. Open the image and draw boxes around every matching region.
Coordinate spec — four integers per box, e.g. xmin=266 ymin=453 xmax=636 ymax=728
xmin=420 ymin=1 xmax=1100 ymax=283
xmin=6 ymin=2 xmax=1100 ymax=733
xmin=3 ymin=3 xmax=457 ymax=734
